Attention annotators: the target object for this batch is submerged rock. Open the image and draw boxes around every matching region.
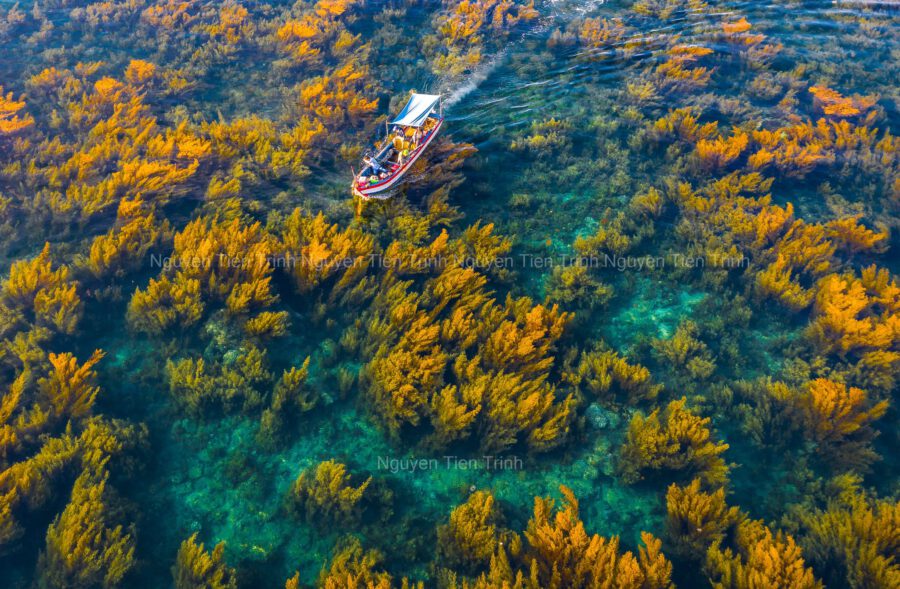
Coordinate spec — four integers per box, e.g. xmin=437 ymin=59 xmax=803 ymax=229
xmin=586 ymin=403 xmax=620 ymax=430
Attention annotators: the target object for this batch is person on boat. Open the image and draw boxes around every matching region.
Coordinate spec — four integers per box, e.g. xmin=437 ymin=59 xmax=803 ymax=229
xmin=392 ymin=130 xmax=405 ymax=151
xmin=368 ymin=174 xmax=378 ymax=185
xmin=363 ymin=155 xmax=386 ymax=175
xmin=398 ymin=147 xmax=410 ymax=165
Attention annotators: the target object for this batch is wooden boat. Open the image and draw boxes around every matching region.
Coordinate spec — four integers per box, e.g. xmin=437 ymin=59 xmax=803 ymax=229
xmin=352 ymin=93 xmax=443 ymax=199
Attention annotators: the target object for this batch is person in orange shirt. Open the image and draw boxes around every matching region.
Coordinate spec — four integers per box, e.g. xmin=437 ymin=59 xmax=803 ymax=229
xmin=392 ymin=130 xmax=405 ymax=151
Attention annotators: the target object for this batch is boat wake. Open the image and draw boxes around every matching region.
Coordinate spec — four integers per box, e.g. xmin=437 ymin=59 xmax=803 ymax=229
xmin=440 ymin=8 xmax=550 ymax=112
xmin=442 ymin=50 xmax=507 ymax=109
xmin=545 ymin=0 xmax=610 ymax=17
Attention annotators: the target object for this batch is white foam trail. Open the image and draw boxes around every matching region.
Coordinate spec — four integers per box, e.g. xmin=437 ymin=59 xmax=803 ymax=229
xmin=546 ymin=0 xmax=610 ymax=16
xmin=442 ymin=50 xmax=507 ymax=108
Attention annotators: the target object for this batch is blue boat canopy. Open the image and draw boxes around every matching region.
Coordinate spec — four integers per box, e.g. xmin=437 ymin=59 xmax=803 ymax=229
xmin=391 ymin=93 xmax=441 ymax=127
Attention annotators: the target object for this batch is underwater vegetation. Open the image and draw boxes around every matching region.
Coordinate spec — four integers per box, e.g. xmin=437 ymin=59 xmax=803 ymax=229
xmin=0 ymin=0 xmax=898 ymax=587
xmin=432 ymin=485 xmax=675 ymax=589
xmin=173 ymin=533 xmax=238 ymax=589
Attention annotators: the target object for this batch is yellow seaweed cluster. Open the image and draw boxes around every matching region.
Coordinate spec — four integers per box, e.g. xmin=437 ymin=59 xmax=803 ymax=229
xmin=809 ymin=85 xmax=877 ymax=119
xmin=509 ymin=118 xmax=573 ymax=155
xmin=654 ymin=44 xmax=715 ymax=93
xmin=83 ymin=197 xmax=173 ymax=282
xmin=166 ymin=344 xmax=316 ymax=441
xmin=808 ymin=266 xmax=899 ymax=358
xmin=202 ymin=115 xmax=324 ymax=183
xmin=173 ymin=533 xmax=238 ymax=589
xmin=0 ymin=86 xmax=33 ymax=135
xmin=438 ymin=486 xmax=674 ymax=589
xmin=1 ymin=243 xmax=83 ymax=340
xmin=279 ymin=208 xmax=375 ymax=303
xmin=128 ymin=216 xmax=287 ymax=337
xmin=660 ymin=166 xmax=896 ymax=393
xmin=665 ymin=478 xmax=743 ymax=560
xmin=652 ymin=320 xmax=716 ymax=384
xmin=11 ymin=66 xmax=202 ymax=222
xmin=618 ymin=397 xmax=730 ymax=486
xmin=564 ymin=346 xmax=661 ymax=406
xmin=719 ymin=18 xmax=781 ymax=69
xmin=666 ymin=479 xmax=824 ymax=588
xmin=288 ymin=460 xmax=372 ymax=526
xmin=314 ymin=537 xmax=423 ymax=589
xmin=800 ymin=379 xmax=888 ymax=447
xmin=36 ymin=470 xmax=136 ymax=589
xmin=363 ymin=252 xmax=575 ymax=452
xmin=428 ymin=0 xmax=538 ymax=76
xmin=720 ymin=375 xmax=888 ymax=473
xmin=705 ymin=518 xmax=823 ymax=589
xmin=437 ymin=490 xmax=507 ymax=574
xmin=567 ymin=17 xmax=628 ymax=60
xmin=1 ymin=332 xmax=146 ymax=581
xmin=166 ymin=346 xmax=269 ymax=415
xmin=799 ymin=483 xmax=900 ymax=589
xmin=276 ymin=0 xmax=363 ymax=67
xmin=293 ymin=62 xmax=378 ymax=130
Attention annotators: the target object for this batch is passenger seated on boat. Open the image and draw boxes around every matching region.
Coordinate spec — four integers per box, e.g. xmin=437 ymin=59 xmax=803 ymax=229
xmin=368 ymin=175 xmax=378 ymax=185
xmin=363 ymin=155 xmax=386 ymax=175
xmin=398 ymin=147 xmax=410 ymax=165
xmin=392 ymin=131 xmax=405 ymax=151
